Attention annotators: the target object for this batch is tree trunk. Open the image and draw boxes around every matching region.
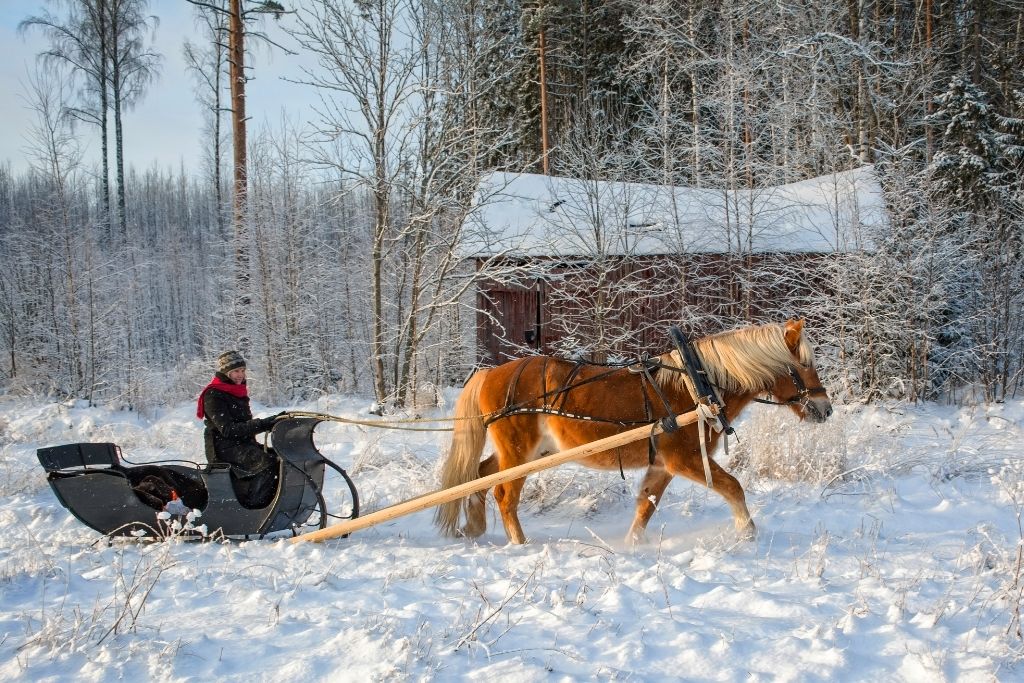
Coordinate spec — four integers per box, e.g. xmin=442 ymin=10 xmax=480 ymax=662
xmin=98 ymin=0 xmax=112 ymax=239
xmin=372 ymin=220 xmax=387 ymax=403
xmin=111 ymin=10 xmax=127 ymax=241
xmin=540 ymin=24 xmax=548 ymax=176
xmin=214 ymin=48 xmax=225 ymax=235
xmin=371 ymin=145 xmax=389 ymax=403
xmin=228 ymin=0 xmax=250 ymax=339
xmin=396 ymin=221 xmax=429 ymax=407
xmin=924 ymin=0 xmax=933 ymax=160
xmin=972 ymin=0 xmax=985 ymax=84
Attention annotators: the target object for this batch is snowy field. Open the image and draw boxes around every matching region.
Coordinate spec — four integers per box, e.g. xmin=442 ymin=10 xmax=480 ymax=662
xmin=1 ymin=392 xmax=1023 ymax=681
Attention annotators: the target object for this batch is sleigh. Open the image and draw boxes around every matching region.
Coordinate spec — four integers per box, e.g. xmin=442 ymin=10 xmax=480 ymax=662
xmin=37 ymin=417 xmax=359 ymax=539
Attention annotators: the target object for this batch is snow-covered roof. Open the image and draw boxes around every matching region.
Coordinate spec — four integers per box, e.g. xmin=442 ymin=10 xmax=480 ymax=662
xmin=462 ymin=166 xmax=885 ymax=258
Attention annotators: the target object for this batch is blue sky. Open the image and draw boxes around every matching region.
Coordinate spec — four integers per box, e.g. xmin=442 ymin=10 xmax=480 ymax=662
xmin=1 ymin=2 xmax=318 ymax=175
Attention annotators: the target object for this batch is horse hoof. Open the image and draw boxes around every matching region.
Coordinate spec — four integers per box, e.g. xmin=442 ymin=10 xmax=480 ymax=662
xmin=460 ymin=522 xmax=485 ymax=538
xmin=625 ymin=530 xmax=647 ymax=546
xmin=737 ymin=521 xmax=757 ymax=541
xmin=505 ymin=530 xmax=528 ymax=545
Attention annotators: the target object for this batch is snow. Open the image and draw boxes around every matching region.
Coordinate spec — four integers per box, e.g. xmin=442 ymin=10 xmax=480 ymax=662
xmin=462 ymin=167 xmax=885 ymax=258
xmin=1 ymin=393 xmax=1023 ymax=681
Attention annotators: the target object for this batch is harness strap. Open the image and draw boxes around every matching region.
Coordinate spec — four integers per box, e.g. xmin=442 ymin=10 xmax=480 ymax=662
xmin=639 ymin=362 xmax=676 ymax=422
xmin=749 ymin=366 xmax=828 ymax=406
xmin=695 ymin=403 xmax=718 ymax=488
xmin=540 ymin=357 xmax=549 ymax=410
xmin=485 ymin=360 xmax=635 ymax=427
xmin=552 ymin=360 xmax=586 ymax=414
xmin=639 ymin=379 xmax=656 ymax=469
xmin=503 ymin=356 xmax=533 ymax=415
xmin=640 ymin=363 xmax=676 ymax=466
xmin=485 ymin=406 xmax=654 ymax=427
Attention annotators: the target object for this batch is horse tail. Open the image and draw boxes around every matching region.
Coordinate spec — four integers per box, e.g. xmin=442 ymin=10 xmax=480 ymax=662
xmin=434 ymin=368 xmax=489 ymax=537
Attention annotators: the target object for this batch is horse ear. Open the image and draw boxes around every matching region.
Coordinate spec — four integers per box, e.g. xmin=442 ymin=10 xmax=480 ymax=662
xmin=784 ymin=318 xmax=804 ymax=352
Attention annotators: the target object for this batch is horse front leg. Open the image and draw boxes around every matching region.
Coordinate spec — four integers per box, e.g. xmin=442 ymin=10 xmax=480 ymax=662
xmin=668 ymin=451 xmax=756 ymax=540
xmin=626 ymin=465 xmax=673 ymax=545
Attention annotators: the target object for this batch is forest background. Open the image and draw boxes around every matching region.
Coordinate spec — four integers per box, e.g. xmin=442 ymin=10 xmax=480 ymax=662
xmin=2 ymin=0 xmax=1022 ymax=413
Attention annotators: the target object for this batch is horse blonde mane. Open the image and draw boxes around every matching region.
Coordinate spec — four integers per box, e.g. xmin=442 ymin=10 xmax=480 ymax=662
xmin=658 ymin=323 xmax=816 ymax=396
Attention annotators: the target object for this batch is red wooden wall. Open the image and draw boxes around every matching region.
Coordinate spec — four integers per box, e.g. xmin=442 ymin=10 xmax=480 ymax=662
xmin=475 ymin=254 xmax=829 ymax=365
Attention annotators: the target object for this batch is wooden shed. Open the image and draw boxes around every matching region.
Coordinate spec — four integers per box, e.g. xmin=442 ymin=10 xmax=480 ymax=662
xmin=463 ymin=168 xmax=885 ymax=366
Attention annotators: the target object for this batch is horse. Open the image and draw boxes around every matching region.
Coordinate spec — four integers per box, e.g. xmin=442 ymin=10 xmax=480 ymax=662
xmin=434 ymin=319 xmax=832 ymax=545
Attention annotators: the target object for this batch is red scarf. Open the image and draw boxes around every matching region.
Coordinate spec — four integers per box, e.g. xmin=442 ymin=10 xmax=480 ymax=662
xmin=196 ymin=376 xmax=249 ymax=419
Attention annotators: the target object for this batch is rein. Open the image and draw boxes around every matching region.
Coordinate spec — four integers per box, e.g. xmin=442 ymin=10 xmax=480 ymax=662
xmin=283 ymin=410 xmax=456 ymax=432
xmin=277 ymin=359 xmax=681 ymax=434
xmin=283 ymin=339 xmax=826 ymax=474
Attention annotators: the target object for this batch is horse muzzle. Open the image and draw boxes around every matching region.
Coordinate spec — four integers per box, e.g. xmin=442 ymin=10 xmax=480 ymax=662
xmin=804 ymin=397 xmax=833 ymax=423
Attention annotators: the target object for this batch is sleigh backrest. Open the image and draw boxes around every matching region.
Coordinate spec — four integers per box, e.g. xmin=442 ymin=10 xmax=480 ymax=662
xmin=37 ymin=443 xmax=121 ymax=472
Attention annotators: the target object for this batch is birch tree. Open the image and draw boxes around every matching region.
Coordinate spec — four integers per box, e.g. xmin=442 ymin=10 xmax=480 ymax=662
xmin=184 ymin=2 xmax=230 ymax=235
xmin=20 ymin=0 xmax=113 ymax=237
xmin=105 ymin=0 xmax=160 ymax=238
xmin=290 ymin=0 xmax=516 ymax=406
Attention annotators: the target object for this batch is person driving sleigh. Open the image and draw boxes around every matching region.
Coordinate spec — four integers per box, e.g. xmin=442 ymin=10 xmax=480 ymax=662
xmin=196 ymin=350 xmax=284 ymax=507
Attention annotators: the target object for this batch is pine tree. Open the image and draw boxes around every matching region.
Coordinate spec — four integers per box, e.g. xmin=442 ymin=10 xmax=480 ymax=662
xmin=927 ymin=76 xmax=1024 ymax=399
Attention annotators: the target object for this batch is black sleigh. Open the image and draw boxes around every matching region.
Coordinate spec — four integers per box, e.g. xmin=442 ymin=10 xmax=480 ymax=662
xmin=37 ymin=417 xmax=359 ymax=539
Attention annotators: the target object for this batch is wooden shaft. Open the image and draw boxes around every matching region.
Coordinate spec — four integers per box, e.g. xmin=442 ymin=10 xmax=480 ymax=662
xmin=291 ymin=409 xmax=700 ymax=544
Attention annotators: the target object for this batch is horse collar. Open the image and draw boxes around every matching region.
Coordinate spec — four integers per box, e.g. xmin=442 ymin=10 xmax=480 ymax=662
xmin=668 ymin=326 xmax=734 ymax=437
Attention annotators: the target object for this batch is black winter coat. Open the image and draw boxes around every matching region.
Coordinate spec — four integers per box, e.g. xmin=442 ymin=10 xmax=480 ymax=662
xmin=203 ymin=375 xmax=276 ymax=475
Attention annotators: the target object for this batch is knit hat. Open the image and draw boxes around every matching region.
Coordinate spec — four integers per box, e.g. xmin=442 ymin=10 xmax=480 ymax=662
xmin=217 ymin=350 xmax=246 ymax=374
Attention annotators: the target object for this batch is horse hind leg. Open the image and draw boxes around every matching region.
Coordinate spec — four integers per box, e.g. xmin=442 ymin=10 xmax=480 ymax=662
xmin=461 ymin=453 xmax=498 ymax=538
xmin=461 ymin=450 xmax=531 ymax=544
xmin=493 ymin=475 xmax=529 ymax=545
xmin=485 ymin=420 xmax=544 ymax=545
xmin=626 ymin=465 xmax=673 ymax=545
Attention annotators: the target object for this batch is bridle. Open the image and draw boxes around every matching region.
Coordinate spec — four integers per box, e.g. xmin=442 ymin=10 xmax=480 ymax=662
xmin=751 ymin=365 xmax=829 ymax=413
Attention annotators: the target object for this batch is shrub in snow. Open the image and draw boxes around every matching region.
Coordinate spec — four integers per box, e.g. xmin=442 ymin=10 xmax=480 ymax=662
xmin=730 ymin=405 xmax=848 ymax=483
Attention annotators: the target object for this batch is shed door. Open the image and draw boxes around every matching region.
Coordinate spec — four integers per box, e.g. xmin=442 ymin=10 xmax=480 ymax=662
xmin=478 ymin=287 xmax=541 ymax=365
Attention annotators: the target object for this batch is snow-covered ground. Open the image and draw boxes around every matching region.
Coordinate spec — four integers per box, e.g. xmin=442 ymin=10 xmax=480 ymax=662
xmin=1 ymin=392 xmax=1022 ymax=681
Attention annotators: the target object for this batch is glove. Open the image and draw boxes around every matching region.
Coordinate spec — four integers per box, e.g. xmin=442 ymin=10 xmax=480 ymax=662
xmin=259 ymin=414 xmax=282 ymax=431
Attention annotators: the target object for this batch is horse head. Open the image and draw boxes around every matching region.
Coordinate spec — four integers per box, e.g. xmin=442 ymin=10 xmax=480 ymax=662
xmin=769 ymin=319 xmax=832 ymax=423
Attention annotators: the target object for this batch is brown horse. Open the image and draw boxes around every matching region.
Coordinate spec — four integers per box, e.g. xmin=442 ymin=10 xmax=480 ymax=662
xmin=435 ymin=319 xmax=832 ymax=544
